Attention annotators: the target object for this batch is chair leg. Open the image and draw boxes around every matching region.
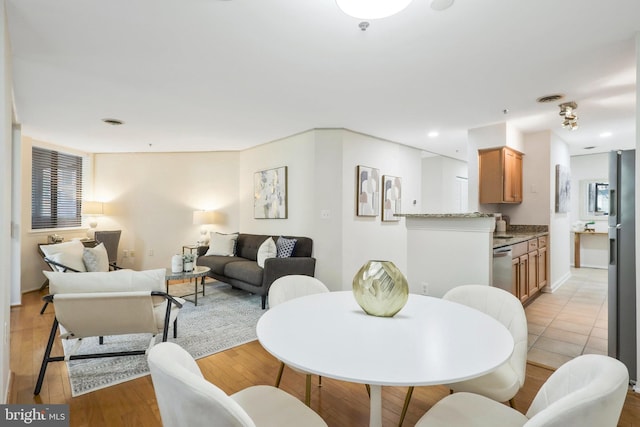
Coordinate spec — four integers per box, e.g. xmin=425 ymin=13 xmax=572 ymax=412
xmin=305 ymin=374 xmax=312 ymax=407
xmin=398 ymin=386 xmax=414 ymax=427
xmin=34 ymin=318 xmax=59 ymax=395
xmin=40 ymin=301 xmax=49 ymax=315
xmin=318 ymin=375 xmax=322 ymax=387
xmin=99 ymin=336 xmax=104 ymax=345
xmin=509 ymin=398 xmax=516 ymax=409
xmin=173 ymin=318 xmax=178 ymax=339
xmin=365 ymin=383 xmax=371 ymax=397
xmin=275 ymin=362 xmax=285 ymax=388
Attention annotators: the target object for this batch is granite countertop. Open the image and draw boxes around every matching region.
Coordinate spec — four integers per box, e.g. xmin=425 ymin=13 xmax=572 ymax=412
xmin=493 ymin=225 xmax=549 ymax=248
xmin=399 ymin=212 xmax=495 ymax=218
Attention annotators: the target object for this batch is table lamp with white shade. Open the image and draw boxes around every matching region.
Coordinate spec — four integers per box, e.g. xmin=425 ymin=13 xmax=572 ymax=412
xmin=82 ymin=201 xmax=104 ymax=238
xmin=193 ymin=210 xmax=216 ymax=245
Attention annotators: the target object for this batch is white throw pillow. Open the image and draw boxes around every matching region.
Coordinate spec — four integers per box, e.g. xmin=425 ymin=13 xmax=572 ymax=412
xmin=257 ymin=237 xmax=277 ymax=268
xmin=205 ymin=232 xmax=239 ymax=256
xmin=40 ymin=240 xmax=87 ymax=272
xmin=83 ymin=242 xmax=110 ymax=272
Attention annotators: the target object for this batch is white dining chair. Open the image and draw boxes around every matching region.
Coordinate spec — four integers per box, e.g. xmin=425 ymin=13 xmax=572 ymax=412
xmin=147 ymin=342 xmax=328 ymax=427
xmin=414 ymin=354 xmax=629 ymax=427
xmin=399 ymin=284 xmax=527 ymax=426
xmin=268 ymin=275 xmax=330 ymax=406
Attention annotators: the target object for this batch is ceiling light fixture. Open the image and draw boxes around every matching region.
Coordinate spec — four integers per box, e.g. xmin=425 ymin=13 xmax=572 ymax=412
xmin=558 ymin=101 xmax=578 ymax=131
xmin=428 ymin=131 xmax=439 ymax=138
xmin=336 ymin=0 xmax=412 ymax=19
xmin=600 ymin=132 xmax=613 ymax=138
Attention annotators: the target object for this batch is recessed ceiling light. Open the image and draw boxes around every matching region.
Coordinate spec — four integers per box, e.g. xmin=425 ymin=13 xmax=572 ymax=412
xmin=428 ymin=131 xmax=439 ymax=138
xmin=102 ymin=118 xmax=124 ymax=126
xmin=600 ymin=132 xmax=613 ymax=138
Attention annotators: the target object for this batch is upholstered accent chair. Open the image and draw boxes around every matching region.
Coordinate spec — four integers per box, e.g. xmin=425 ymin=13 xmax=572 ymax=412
xmin=415 ymin=354 xmax=629 ymax=427
xmin=268 ymin=275 xmax=330 ymax=406
xmin=147 ymin=342 xmax=328 ymax=427
xmin=399 ymin=284 xmax=527 ymax=426
xmin=94 ymin=230 xmax=122 ymax=269
xmin=34 ymin=269 xmax=183 ymax=395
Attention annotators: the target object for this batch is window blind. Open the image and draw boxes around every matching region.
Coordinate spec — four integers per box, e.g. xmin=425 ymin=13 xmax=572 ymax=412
xmin=32 ymin=147 xmax=83 ymax=229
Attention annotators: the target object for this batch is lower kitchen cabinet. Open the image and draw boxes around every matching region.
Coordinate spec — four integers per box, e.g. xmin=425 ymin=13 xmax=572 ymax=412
xmin=509 ymin=236 xmax=548 ymax=304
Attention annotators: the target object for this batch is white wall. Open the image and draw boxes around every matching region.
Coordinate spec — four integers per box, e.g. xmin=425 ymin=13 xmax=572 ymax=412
xmin=239 ymin=129 xmax=423 ymax=291
xmin=238 ymin=132 xmax=316 ymax=237
xmin=1 ymin=0 xmax=13 ymax=402
xmin=421 ymin=156 xmax=468 ymax=213
xmin=341 ymin=131 xmax=422 ymax=290
xmin=548 ymin=132 xmax=572 ymax=289
xmin=501 ymin=131 xmax=551 ymax=226
xmin=569 ymin=153 xmax=609 ymax=269
xmin=93 ymin=151 xmax=241 ymax=272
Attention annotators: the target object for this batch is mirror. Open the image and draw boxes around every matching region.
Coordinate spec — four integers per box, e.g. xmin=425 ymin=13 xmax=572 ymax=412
xmin=579 ymin=178 xmax=609 ymax=220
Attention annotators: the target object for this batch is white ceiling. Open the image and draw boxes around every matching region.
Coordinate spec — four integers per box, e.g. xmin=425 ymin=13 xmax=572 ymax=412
xmin=6 ymin=0 xmax=640 ymax=160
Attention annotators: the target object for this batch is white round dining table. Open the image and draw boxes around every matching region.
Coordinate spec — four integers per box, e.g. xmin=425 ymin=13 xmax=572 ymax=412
xmin=256 ymin=291 xmax=514 ymax=427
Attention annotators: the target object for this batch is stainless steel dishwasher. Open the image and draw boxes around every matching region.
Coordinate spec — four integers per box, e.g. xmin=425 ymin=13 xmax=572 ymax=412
xmin=492 ymin=246 xmax=513 ymax=292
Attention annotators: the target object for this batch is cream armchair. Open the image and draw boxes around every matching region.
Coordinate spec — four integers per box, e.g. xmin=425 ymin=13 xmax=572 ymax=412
xmin=399 ymin=284 xmax=527 ymax=426
xmin=415 ymin=354 xmax=629 ymax=427
xmin=268 ymin=275 xmax=330 ymax=406
xmin=34 ymin=268 xmax=183 ymax=395
xmin=148 ymin=342 xmax=328 ymax=427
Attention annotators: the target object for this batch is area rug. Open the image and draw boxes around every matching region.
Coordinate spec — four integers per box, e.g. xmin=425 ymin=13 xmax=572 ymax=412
xmin=61 ymin=281 xmax=263 ymax=396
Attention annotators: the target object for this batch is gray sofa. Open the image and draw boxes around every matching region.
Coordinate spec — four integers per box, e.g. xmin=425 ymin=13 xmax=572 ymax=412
xmin=196 ymin=234 xmax=316 ymax=309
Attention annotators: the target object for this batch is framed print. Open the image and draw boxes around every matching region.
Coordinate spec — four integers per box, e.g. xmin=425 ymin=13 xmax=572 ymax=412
xmin=555 ymin=164 xmax=570 ymax=213
xmin=356 ymin=165 xmax=379 ymax=216
xmin=382 ymin=175 xmax=402 ymax=222
xmin=254 ymin=166 xmax=287 ymax=219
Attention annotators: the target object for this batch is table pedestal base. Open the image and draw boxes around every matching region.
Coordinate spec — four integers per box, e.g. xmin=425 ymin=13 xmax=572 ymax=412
xmin=369 ymin=385 xmax=382 ymax=427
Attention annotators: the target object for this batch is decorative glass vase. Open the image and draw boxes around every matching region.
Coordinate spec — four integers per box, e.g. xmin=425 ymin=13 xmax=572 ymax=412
xmin=352 ymin=260 xmax=409 ymax=317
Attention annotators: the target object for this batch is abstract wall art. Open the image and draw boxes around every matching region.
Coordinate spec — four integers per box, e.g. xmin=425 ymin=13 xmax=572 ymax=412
xmin=555 ymin=164 xmax=571 ymax=213
xmin=254 ymin=166 xmax=287 ymax=219
xmin=356 ymin=165 xmax=379 ymax=217
xmin=382 ymin=175 xmax=402 ymax=222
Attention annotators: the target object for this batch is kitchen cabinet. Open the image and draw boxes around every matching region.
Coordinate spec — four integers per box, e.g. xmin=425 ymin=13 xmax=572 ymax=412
xmin=479 ymin=147 xmax=523 ymax=203
xmin=508 ymin=236 xmax=548 ymax=304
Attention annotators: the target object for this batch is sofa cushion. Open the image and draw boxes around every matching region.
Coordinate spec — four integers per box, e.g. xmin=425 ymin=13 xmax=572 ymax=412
xmin=276 ymin=236 xmax=297 ymax=258
xmin=235 ymin=234 xmax=270 ymax=261
xmin=196 ymin=255 xmax=245 ymax=276
xmin=224 ymin=260 xmax=263 ymax=286
xmin=257 ymin=237 xmax=277 ymax=268
xmin=205 ymin=232 xmax=239 ymax=256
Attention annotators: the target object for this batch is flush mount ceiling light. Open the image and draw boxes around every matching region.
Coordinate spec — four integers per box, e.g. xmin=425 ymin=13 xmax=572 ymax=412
xmin=558 ymin=101 xmax=578 ymax=131
xmin=336 ymin=0 xmax=412 ymax=19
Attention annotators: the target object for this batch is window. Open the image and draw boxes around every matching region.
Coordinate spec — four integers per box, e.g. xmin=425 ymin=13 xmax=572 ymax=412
xmin=32 ymin=147 xmax=83 ymax=229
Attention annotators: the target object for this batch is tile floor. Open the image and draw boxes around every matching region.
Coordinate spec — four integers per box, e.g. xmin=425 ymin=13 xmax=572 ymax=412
xmin=526 ymin=267 xmax=608 ymax=369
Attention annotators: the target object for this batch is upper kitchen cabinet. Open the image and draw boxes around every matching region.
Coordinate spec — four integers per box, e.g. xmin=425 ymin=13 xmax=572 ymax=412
xmin=478 ymin=147 xmax=523 ymax=203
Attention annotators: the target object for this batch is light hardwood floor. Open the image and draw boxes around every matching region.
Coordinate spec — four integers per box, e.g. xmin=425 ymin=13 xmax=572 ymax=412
xmin=8 ymin=289 xmax=640 ymax=426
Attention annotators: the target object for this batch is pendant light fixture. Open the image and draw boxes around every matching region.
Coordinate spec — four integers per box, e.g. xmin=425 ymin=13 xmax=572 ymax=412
xmin=335 ymin=0 xmax=412 ymax=19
